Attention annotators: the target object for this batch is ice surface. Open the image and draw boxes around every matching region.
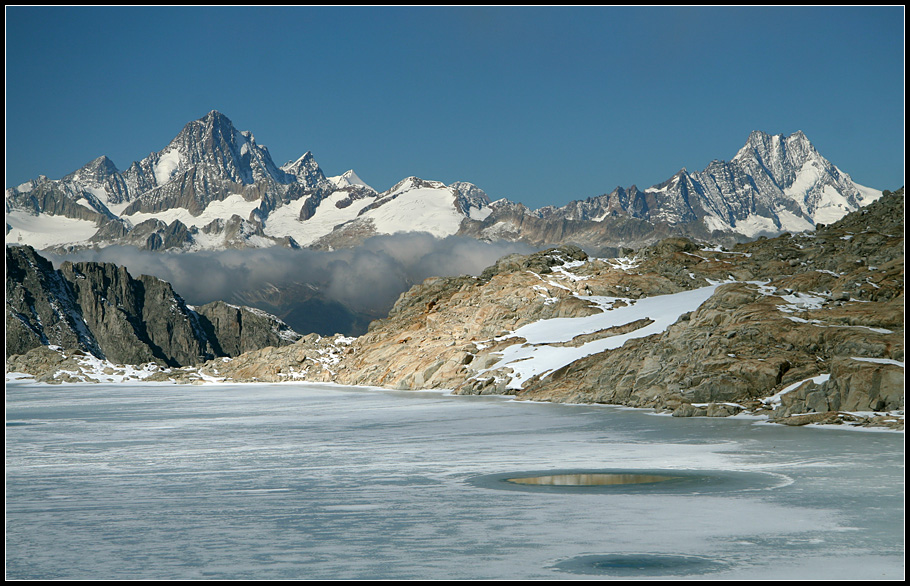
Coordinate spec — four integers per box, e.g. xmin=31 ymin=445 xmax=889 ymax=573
xmin=5 ymin=381 xmax=903 ymax=580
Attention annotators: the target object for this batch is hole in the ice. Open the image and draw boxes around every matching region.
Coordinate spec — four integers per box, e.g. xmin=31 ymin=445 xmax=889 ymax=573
xmin=506 ymin=473 xmax=680 ymax=486
xmin=553 ymin=553 xmax=726 ymax=576
xmin=466 ymin=468 xmax=781 ymax=494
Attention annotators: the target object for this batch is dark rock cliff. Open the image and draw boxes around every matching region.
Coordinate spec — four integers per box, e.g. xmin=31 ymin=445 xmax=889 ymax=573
xmin=192 ymin=300 xmax=301 ymax=357
xmin=6 ymin=245 xmax=300 ymax=366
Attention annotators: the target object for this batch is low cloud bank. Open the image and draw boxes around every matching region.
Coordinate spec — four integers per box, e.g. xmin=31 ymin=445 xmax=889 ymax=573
xmin=46 ymin=234 xmax=538 ymax=317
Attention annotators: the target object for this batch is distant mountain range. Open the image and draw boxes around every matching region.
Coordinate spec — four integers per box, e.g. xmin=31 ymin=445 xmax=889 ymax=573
xmin=5 ymin=110 xmax=882 ymax=253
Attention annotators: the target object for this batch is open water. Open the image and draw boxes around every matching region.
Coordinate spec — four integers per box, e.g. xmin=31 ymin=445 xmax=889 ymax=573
xmin=5 ymin=381 xmax=904 ymax=580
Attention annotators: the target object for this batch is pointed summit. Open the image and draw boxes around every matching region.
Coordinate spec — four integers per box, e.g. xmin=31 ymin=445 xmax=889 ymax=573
xmin=197 ymin=110 xmax=238 ymax=138
xmin=281 ymin=151 xmax=328 ymax=188
xmin=64 ymin=155 xmax=120 ymax=183
xmin=328 ymin=169 xmax=373 ymax=192
xmin=147 ymin=111 xmax=291 ymax=186
xmin=204 ymin=109 xmax=228 ymax=120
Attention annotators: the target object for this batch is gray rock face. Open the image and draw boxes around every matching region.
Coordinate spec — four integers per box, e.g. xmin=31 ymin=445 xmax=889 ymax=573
xmin=57 ymin=259 xmax=214 ymax=366
xmin=6 ymin=245 xmax=299 ymax=366
xmin=193 ymin=300 xmax=301 ymax=357
xmin=6 ymin=244 xmax=102 ymax=357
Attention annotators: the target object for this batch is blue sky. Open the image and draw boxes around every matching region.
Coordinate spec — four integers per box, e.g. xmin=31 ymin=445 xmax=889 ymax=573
xmin=5 ymin=6 xmax=905 ymax=209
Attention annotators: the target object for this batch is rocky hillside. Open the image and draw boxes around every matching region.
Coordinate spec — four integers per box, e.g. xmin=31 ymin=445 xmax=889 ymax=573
xmin=6 ymin=245 xmax=301 ymax=366
xmin=187 ymin=189 xmax=903 ymax=428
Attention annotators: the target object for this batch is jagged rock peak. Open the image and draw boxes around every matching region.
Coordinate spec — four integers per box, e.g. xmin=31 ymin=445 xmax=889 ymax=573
xmin=732 ymin=129 xmax=815 ymax=165
xmin=63 ymin=155 xmax=121 ymax=181
xmin=281 ymin=151 xmax=328 ymax=187
xmin=450 ymin=181 xmax=492 ymax=217
xmin=449 ymin=181 xmax=491 ymax=203
xmin=152 ymin=110 xmax=291 ymax=187
xmin=187 ymin=110 xmax=238 ymax=137
xmin=283 ymin=151 xmax=317 ymax=169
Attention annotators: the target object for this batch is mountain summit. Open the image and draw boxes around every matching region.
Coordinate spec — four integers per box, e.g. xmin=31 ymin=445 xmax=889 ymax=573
xmin=6 ymin=113 xmax=883 ymax=252
xmin=459 ymin=130 xmax=882 ymax=251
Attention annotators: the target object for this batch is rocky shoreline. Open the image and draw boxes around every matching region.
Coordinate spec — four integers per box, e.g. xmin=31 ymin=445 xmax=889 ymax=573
xmin=6 ymin=343 xmax=902 ymax=431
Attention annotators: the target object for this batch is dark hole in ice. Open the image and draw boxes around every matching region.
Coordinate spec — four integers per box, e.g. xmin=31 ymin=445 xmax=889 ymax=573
xmin=506 ymin=473 xmax=680 ymax=486
xmin=554 ymin=553 xmax=726 ymax=576
xmin=467 ymin=468 xmax=780 ymax=494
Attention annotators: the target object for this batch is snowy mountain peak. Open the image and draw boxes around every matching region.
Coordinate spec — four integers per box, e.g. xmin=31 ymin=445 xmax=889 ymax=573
xmin=63 ymin=155 xmax=121 ymax=183
xmin=733 ymin=130 xmax=815 ymax=165
xmin=283 ymin=151 xmax=316 ymax=169
xmin=449 ymin=181 xmax=493 ymax=220
xmin=385 ymin=176 xmax=446 ymax=196
xmin=281 ymin=152 xmax=327 ymax=188
xmin=686 ymin=130 xmax=881 ymax=237
xmin=199 ymin=109 xmax=234 ymax=130
xmin=132 ymin=110 xmax=290 ymax=188
xmin=328 ymin=169 xmax=373 ymax=192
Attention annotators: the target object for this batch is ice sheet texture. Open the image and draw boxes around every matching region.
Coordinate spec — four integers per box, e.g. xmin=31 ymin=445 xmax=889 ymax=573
xmin=5 ymin=381 xmax=904 ymax=580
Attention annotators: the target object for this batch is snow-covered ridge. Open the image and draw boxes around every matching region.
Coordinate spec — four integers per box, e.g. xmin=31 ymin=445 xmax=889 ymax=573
xmin=5 ymin=110 xmax=498 ymax=251
xmin=5 ymin=118 xmax=881 ymax=252
xmin=518 ymin=130 xmax=881 ymax=239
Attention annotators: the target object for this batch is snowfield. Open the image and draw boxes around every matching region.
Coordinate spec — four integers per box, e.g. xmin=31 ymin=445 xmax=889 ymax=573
xmin=482 ymin=284 xmax=723 ymax=389
xmin=5 ymin=211 xmax=100 ymax=248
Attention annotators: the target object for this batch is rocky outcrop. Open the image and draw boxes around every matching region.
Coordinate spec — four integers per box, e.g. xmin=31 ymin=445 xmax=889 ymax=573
xmin=6 ymin=244 xmax=102 ymax=358
xmin=193 ymin=300 xmax=301 ymax=357
xmin=469 ymin=192 xmax=903 ymax=422
xmin=6 ymin=245 xmax=300 ymax=367
xmin=57 ymin=258 xmax=215 ymax=366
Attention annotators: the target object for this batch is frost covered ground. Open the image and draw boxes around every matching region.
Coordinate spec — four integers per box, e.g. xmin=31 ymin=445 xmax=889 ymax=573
xmin=5 ymin=380 xmax=904 ymax=580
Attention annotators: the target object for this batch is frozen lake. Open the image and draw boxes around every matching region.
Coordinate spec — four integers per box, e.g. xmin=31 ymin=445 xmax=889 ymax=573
xmin=5 ymin=381 xmax=904 ymax=580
